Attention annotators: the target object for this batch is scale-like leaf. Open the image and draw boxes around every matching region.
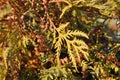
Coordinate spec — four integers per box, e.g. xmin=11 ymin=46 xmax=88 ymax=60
xmin=54 ymin=24 xmax=89 ymax=69
xmin=67 ymin=30 xmax=89 ymax=39
xmin=60 ymin=5 xmax=72 ymax=18
xmin=57 ymin=22 xmax=69 ymax=32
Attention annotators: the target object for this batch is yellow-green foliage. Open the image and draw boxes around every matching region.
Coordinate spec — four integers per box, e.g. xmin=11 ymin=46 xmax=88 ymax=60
xmin=0 ymin=5 xmax=11 ymax=80
xmin=53 ymin=22 xmax=89 ymax=70
xmin=0 ymin=0 xmax=120 ymax=80
xmin=40 ymin=66 xmax=71 ymax=80
xmin=0 ymin=5 xmax=11 ymax=19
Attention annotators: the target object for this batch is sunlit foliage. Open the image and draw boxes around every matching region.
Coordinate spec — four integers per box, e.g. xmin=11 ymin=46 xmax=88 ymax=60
xmin=0 ymin=0 xmax=120 ymax=80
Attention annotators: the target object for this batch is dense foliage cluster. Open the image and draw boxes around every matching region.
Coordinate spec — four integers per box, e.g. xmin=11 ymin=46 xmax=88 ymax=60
xmin=0 ymin=0 xmax=120 ymax=80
